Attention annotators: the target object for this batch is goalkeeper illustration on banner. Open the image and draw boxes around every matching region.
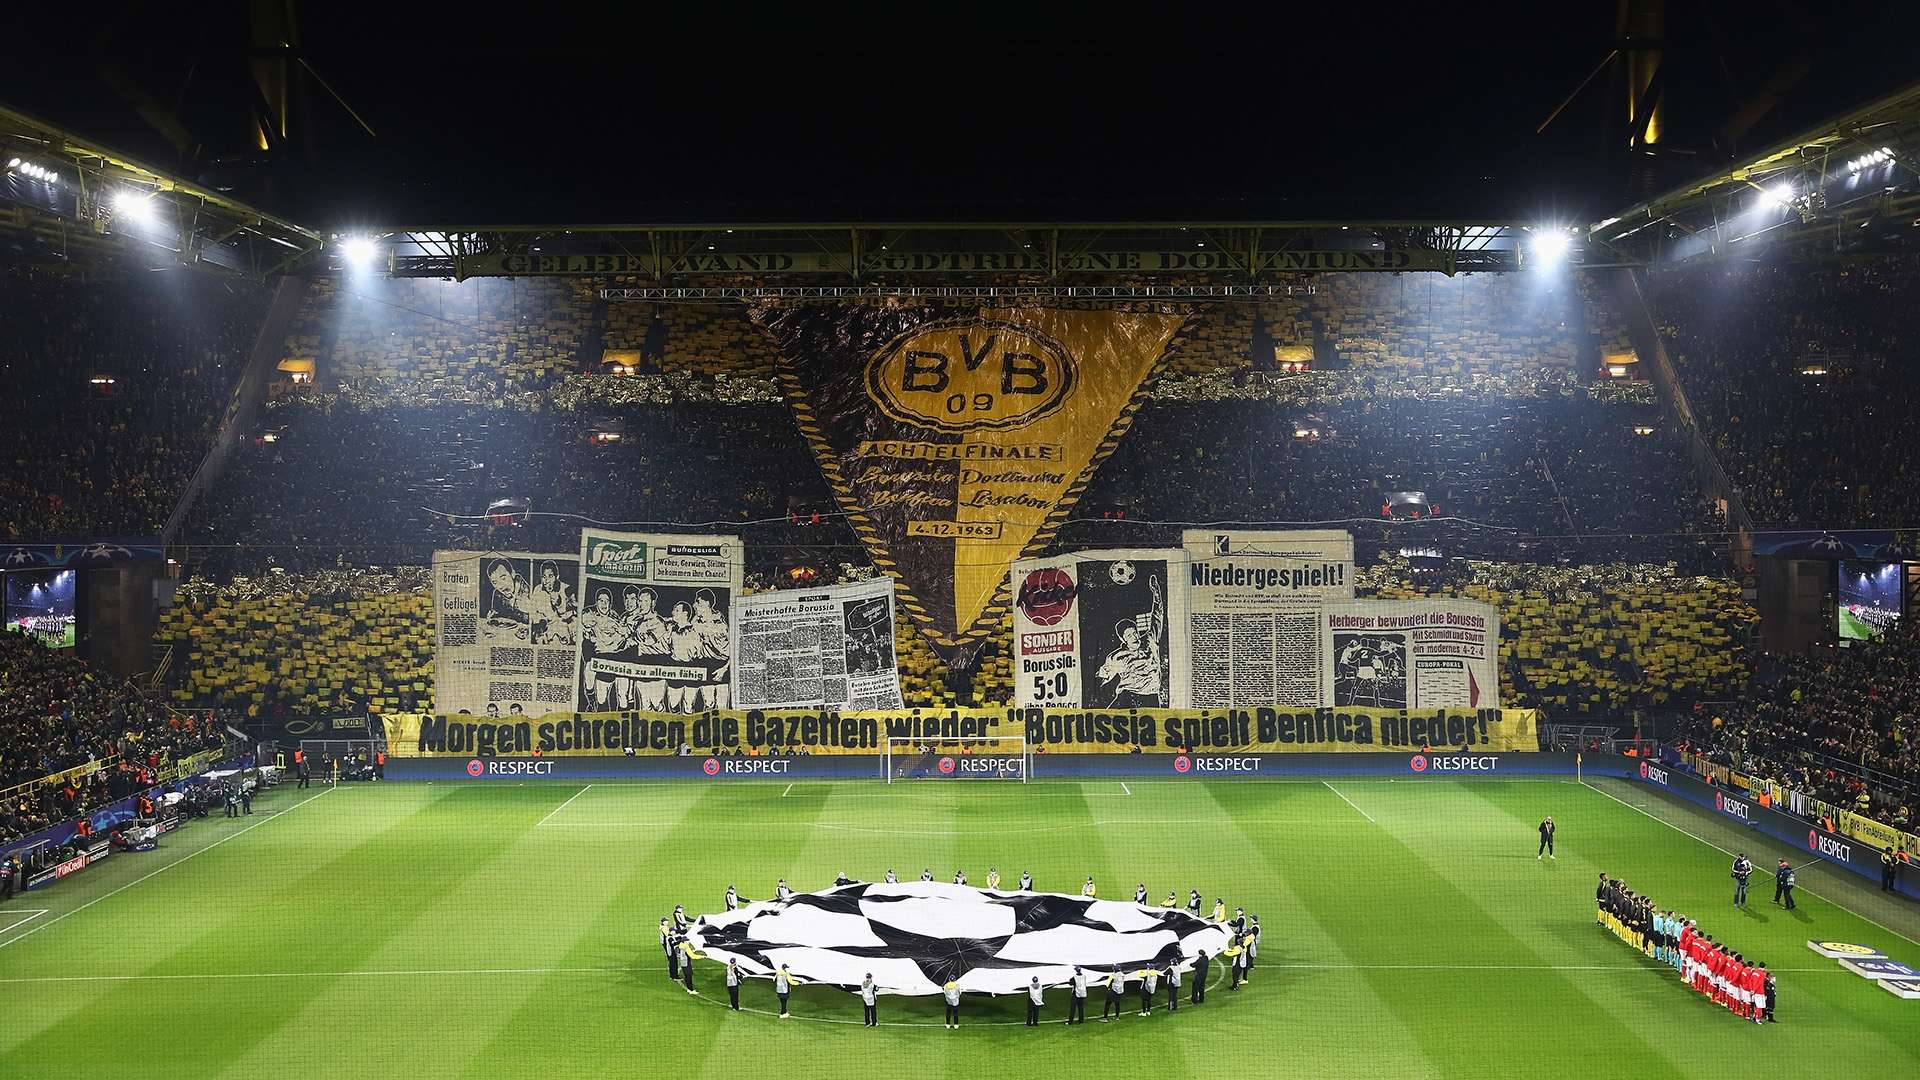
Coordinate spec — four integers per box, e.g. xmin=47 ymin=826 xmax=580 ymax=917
xmin=1093 ymin=566 xmax=1165 ymax=708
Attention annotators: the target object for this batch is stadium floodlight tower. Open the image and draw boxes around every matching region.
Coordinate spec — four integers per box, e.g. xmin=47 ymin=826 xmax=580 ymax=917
xmin=884 ymin=735 xmax=1031 ymax=783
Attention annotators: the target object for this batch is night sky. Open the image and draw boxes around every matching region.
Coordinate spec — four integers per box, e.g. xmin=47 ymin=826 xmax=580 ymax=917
xmin=2 ymin=3 xmax=1914 ymax=228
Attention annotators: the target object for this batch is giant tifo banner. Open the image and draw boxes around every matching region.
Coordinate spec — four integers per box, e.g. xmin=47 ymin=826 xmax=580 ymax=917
xmin=1175 ymin=529 xmax=1355 ymax=709
xmin=1010 ymin=549 xmax=1188 ymax=709
xmin=1323 ymin=599 xmax=1500 ymax=710
xmin=570 ymin=529 xmax=742 ymax=714
xmin=756 ymin=305 xmax=1188 ymax=663
xmin=432 ymin=550 xmax=581 ymax=716
xmin=381 ymin=705 xmax=1539 ymax=757
xmin=730 ymin=576 xmax=904 ymax=711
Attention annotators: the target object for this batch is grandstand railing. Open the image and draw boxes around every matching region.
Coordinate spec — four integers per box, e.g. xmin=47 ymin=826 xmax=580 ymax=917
xmin=161 ymin=275 xmax=311 ymax=549
xmin=0 ymin=744 xmax=232 ymax=811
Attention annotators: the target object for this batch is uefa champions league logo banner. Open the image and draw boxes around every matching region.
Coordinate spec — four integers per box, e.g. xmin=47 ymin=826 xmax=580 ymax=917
xmin=569 ymin=529 xmax=743 ymax=715
xmin=755 ymin=304 xmax=1189 ymax=665
xmin=380 ymin=705 xmax=1539 ymax=758
xmin=432 ymin=549 xmax=582 ymax=716
xmin=1011 ymin=549 xmax=1186 ymax=710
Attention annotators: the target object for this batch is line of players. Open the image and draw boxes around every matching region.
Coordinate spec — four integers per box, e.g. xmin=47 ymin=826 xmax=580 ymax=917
xmin=1596 ymin=873 xmax=1776 ymax=1024
xmin=654 ymin=869 xmax=1263 ymax=1024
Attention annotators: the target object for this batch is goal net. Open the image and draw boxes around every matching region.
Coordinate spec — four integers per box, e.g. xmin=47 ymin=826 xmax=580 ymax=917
xmin=884 ymin=736 xmax=1031 ymax=783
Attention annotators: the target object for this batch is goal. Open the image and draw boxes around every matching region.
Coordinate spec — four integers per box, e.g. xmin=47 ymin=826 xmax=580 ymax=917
xmin=883 ymin=736 xmax=1031 ymax=783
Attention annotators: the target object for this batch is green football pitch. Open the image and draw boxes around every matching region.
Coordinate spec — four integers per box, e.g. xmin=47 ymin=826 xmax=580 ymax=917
xmin=4 ymin=776 xmax=1919 ymax=1080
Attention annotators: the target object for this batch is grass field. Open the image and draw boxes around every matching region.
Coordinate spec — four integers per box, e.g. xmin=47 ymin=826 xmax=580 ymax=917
xmin=4 ymin=776 xmax=1919 ymax=1080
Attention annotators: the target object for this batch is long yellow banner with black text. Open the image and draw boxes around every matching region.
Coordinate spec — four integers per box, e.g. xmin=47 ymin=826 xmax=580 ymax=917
xmin=382 ymin=706 xmax=1537 ymax=757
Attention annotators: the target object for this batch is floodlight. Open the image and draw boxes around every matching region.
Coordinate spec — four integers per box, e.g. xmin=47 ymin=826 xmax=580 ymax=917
xmin=1528 ymin=228 xmax=1571 ymax=267
xmin=1758 ymin=181 xmax=1794 ymax=208
xmin=338 ymin=235 xmax=378 ymax=267
xmin=112 ymin=189 xmax=158 ymax=228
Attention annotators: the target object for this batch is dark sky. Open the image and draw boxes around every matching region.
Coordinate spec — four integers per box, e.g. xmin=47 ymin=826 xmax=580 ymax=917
xmin=3 ymin=3 xmax=1915 ymax=228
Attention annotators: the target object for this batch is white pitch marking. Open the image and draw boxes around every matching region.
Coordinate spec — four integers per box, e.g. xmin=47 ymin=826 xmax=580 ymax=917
xmin=533 ymin=783 xmax=595 ymax=827
xmin=1580 ymin=779 xmax=1920 ymax=950
xmin=0 ymin=909 xmax=48 ymax=935
xmin=0 ymin=787 xmax=334 ymax=952
xmin=1323 ymin=781 xmax=1377 ymax=824
xmin=782 ymin=783 xmax=793 ymax=798
xmin=1121 ymin=781 xmax=1132 ymax=797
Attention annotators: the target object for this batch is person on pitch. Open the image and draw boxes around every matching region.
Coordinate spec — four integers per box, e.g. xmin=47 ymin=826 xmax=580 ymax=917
xmin=726 ymin=958 xmax=742 ymax=1010
xmin=1247 ymin=915 xmax=1261 ymax=974
xmin=724 ymin=884 xmax=738 ymax=911
xmin=1229 ymin=907 xmax=1246 ymax=935
xmin=861 ymin=974 xmax=878 ymax=1026
xmin=673 ymin=904 xmax=688 ymax=931
xmin=1773 ymin=858 xmax=1795 ymax=909
xmin=1068 ymin=966 xmax=1088 ymax=1024
xmin=679 ymin=936 xmax=699 ymax=994
xmin=1139 ymin=965 xmax=1157 ymax=1016
xmin=1884 ymin=847 xmax=1901 ymax=893
xmin=835 ymin=870 xmax=853 ymax=886
xmin=1537 ymin=815 xmax=1555 ymax=860
xmin=954 ymin=869 xmax=968 ymax=885
xmin=922 ymin=867 xmax=934 ymax=882
xmin=1731 ymin=853 xmax=1753 ymax=908
xmin=776 ymin=878 xmax=793 ymax=901
xmin=775 ymin=964 xmax=797 ymax=1018
xmin=1228 ymin=937 xmax=1247 ymax=990
xmin=1164 ymin=960 xmax=1180 ymax=1011
xmin=1027 ymin=976 xmax=1044 ymax=1027
xmin=944 ymin=979 xmax=962 ymax=1028
xmin=1595 ymin=874 xmax=1609 ymax=926
xmin=1101 ymin=969 xmax=1126 ymax=1021
xmin=1761 ymin=962 xmax=1776 ymax=1023
xmin=1082 ymin=876 xmax=1097 ymax=897
xmin=1187 ymin=889 xmax=1202 ymax=915
xmin=986 ymin=866 xmax=1000 ymax=890
xmin=658 ymin=918 xmax=674 ymax=978
xmin=885 ymin=868 xmax=898 ymax=884
xmin=1019 ymin=870 xmax=1033 ymax=891
xmin=1164 ymin=890 xmax=1179 ymax=908
xmin=1191 ymin=950 xmax=1209 ymax=1004
xmin=1135 ymin=882 xmax=1148 ymax=904
xmin=1211 ymin=897 xmax=1226 ymax=923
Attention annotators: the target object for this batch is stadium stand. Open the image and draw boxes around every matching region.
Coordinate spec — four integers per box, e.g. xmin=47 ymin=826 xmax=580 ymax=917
xmin=1674 ymin=616 xmax=1919 ymax=829
xmin=0 ymin=632 xmax=224 ymax=842
xmin=1642 ymin=256 xmax=1920 ymax=528
xmin=0 ymin=273 xmax=270 ymax=540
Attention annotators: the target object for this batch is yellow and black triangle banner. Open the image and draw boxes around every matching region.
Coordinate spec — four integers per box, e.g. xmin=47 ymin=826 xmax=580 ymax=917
xmin=757 ymin=305 xmax=1187 ymax=659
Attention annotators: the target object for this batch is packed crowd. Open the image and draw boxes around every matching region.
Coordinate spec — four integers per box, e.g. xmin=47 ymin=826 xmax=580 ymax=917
xmin=1674 ymin=615 xmax=1918 ymax=831
xmin=1644 ymin=257 xmax=1920 ymax=528
xmin=0 ymin=273 xmax=270 ymax=540
xmin=0 ymin=632 xmax=225 ymax=842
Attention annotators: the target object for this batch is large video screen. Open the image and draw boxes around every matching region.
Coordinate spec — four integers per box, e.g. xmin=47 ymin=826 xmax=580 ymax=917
xmin=4 ymin=569 xmax=79 ymax=648
xmin=1837 ymin=560 xmax=1903 ymax=644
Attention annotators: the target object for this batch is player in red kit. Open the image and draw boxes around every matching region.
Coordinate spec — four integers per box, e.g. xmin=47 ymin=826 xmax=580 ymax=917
xmin=1728 ymin=955 xmax=1748 ymax=1017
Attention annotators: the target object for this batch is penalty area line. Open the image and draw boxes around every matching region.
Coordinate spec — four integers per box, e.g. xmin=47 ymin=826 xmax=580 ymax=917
xmin=1323 ymin=781 xmax=1377 ymax=824
xmin=533 ymin=783 xmax=594 ymax=827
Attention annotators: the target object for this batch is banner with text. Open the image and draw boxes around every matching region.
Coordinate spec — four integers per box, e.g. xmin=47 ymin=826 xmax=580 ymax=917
xmin=381 ymin=705 xmax=1538 ymax=757
xmin=1175 ymin=529 xmax=1355 ymax=709
xmin=758 ymin=305 xmax=1187 ymax=662
xmin=1323 ymin=599 xmax=1500 ymax=710
xmin=731 ymin=577 xmax=905 ymax=711
xmin=1011 ymin=549 xmax=1188 ymax=709
xmin=432 ymin=550 xmax=581 ymax=716
xmin=570 ymin=529 xmax=742 ymax=714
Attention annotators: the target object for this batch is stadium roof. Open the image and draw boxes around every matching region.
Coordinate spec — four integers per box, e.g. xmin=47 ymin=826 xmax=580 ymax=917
xmin=1588 ymin=78 xmax=1920 ymax=266
xmin=0 ymin=102 xmax=323 ymax=276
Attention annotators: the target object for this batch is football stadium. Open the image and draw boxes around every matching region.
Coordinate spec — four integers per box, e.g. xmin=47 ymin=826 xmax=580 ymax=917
xmin=3 ymin=8 xmax=1920 ymax=1079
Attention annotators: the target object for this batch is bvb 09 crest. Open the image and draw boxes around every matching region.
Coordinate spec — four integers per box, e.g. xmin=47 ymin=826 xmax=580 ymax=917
xmin=865 ymin=317 xmax=1077 ymax=433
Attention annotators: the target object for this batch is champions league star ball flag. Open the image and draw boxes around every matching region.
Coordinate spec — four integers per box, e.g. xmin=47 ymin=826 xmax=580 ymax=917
xmin=686 ymin=881 xmax=1232 ymax=995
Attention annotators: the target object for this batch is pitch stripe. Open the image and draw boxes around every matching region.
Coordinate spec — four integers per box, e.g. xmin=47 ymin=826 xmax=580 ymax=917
xmin=533 ymin=783 xmax=595 ymax=826
xmin=1580 ymin=779 xmax=1920 ymax=950
xmin=1322 ymin=781 xmax=1378 ymax=823
xmin=0 ymin=961 xmax=1845 ymax=988
xmin=534 ymin=818 xmax=1369 ymax=832
xmin=0 ymin=786 xmax=334 ymax=953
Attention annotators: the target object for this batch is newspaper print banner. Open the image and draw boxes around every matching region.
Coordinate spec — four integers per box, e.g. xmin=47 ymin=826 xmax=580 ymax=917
xmin=432 ymin=549 xmax=581 ymax=716
xmin=1322 ymin=599 xmax=1500 ymax=710
xmin=570 ymin=529 xmax=742 ymax=714
xmin=1011 ymin=549 xmax=1188 ymax=710
xmin=1175 ymin=530 xmax=1355 ymax=709
xmin=731 ymin=576 xmax=905 ymax=711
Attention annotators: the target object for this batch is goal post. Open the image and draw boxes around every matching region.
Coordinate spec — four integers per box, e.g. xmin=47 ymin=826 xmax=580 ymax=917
xmin=883 ymin=736 xmax=1032 ymax=783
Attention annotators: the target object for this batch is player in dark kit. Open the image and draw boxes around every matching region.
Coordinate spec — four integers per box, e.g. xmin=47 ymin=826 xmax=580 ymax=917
xmin=1731 ymin=854 xmax=1753 ymax=908
xmin=1537 ymin=816 xmax=1555 ymax=860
